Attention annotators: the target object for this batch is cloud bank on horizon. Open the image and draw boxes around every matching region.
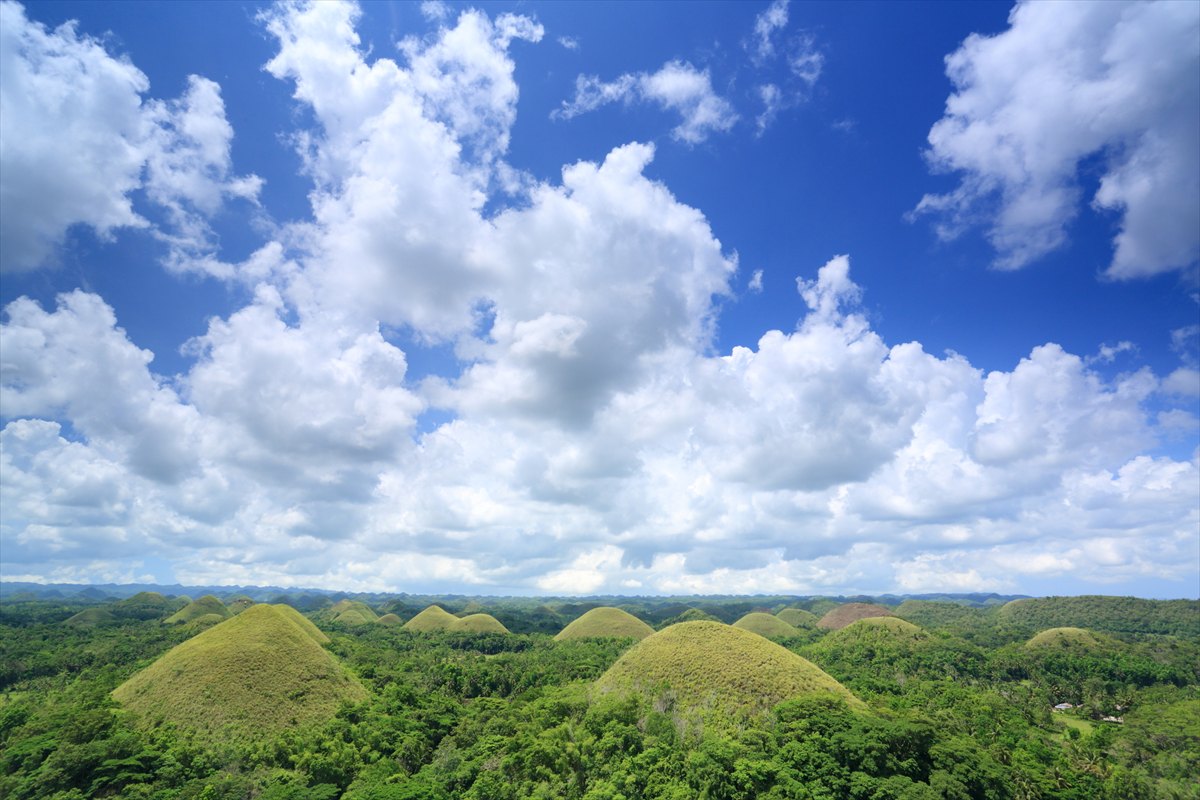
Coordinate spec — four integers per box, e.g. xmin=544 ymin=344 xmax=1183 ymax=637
xmin=1 ymin=0 xmax=1197 ymax=596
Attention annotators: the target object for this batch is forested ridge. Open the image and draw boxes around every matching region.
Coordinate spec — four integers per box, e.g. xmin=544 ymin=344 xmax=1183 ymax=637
xmin=1 ymin=592 xmax=1197 ymax=799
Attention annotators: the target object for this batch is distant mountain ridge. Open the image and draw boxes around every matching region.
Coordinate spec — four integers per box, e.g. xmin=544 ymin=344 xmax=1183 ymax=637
xmin=0 ymin=580 xmax=1034 ymax=606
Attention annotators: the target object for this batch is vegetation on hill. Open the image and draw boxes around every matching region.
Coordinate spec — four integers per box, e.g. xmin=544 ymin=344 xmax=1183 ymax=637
xmin=1026 ymin=626 xmax=1111 ymax=651
xmin=1000 ymin=595 xmax=1200 ymax=636
xmin=225 ymin=594 xmax=255 ymax=614
xmin=731 ymin=612 xmax=801 ymax=639
xmin=111 ymin=591 xmax=183 ymax=621
xmin=164 ymin=594 xmax=230 ymax=624
xmin=111 ymin=604 xmax=365 ymax=742
xmin=818 ymin=602 xmax=895 ymax=630
xmin=555 ymin=606 xmax=655 ymax=641
xmin=62 ymin=607 xmax=116 ymax=627
xmin=450 ymin=613 xmax=510 ymax=634
xmin=2 ymin=591 xmax=1198 ymax=799
xmin=594 ymin=621 xmax=862 ymax=731
xmin=403 ymin=604 xmax=459 ymax=632
xmin=776 ymin=607 xmax=819 ymax=627
xmin=377 ymin=613 xmax=403 ymax=625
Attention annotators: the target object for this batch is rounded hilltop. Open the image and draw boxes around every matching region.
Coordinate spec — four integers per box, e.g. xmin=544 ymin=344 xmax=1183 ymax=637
xmin=817 ymin=603 xmax=895 ymax=630
xmin=813 ymin=616 xmax=927 ymax=650
xmin=555 ymin=607 xmax=655 ymax=641
xmin=165 ymin=595 xmax=230 ymax=625
xmin=451 ymin=613 xmax=510 ymax=633
xmin=403 ymin=605 xmax=459 ymax=632
xmin=594 ymin=621 xmax=862 ymax=728
xmin=776 ymin=608 xmax=820 ymax=628
xmin=328 ymin=599 xmax=379 ymax=626
xmin=732 ymin=612 xmax=802 ymax=639
xmin=63 ymin=607 xmax=116 ymax=627
xmin=112 ymin=604 xmax=362 ymax=742
xmin=1025 ymin=627 xmax=1110 ymax=651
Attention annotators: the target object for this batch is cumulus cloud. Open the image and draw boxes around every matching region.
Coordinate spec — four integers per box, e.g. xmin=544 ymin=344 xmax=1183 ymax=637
xmin=1 ymin=1 xmax=1195 ymax=596
xmin=914 ymin=0 xmax=1200 ymax=277
xmin=554 ymin=61 xmax=738 ymax=144
xmin=0 ymin=1 xmax=260 ymax=275
xmin=750 ymin=0 xmax=789 ymax=64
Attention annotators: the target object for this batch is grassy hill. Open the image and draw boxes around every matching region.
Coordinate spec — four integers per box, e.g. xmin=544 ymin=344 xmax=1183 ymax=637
xmin=555 ymin=607 xmax=655 ymax=641
xmin=594 ymin=621 xmax=862 ymax=730
xmin=1025 ymin=626 xmax=1111 ymax=651
xmin=450 ymin=613 xmax=510 ymax=633
xmin=164 ymin=595 xmax=231 ymax=625
xmin=225 ymin=595 xmax=255 ymax=614
xmin=817 ymin=616 xmax=927 ymax=647
xmin=776 ymin=608 xmax=819 ymax=628
xmin=62 ymin=607 xmax=116 ymax=627
xmin=732 ymin=612 xmax=802 ymax=639
xmin=818 ymin=603 xmax=895 ymax=630
xmin=112 ymin=604 xmax=364 ymax=742
xmin=377 ymin=613 xmax=403 ymax=625
xmin=403 ymin=605 xmax=459 ymax=632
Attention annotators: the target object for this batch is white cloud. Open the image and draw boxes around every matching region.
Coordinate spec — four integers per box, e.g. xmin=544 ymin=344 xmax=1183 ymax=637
xmin=555 ymin=61 xmax=738 ymax=144
xmin=750 ymin=0 xmax=789 ymax=64
xmin=755 ymin=83 xmax=782 ymax=135
xmin=0 ymin=1 xmax=259 ymax=275
xmin=748 ymin=269 xmax=764 ymax=293
xmin=1 ymin=1 xmax=1195 ymax=596
xmin=557 ymin=36 xmax=579 ymax=51
xmin=914 ymin=0 xmax=1200 ymax=277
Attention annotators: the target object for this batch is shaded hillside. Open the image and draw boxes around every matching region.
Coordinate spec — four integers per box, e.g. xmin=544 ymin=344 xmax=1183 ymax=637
xmin=62 ymin=608 xmax=116 ymax=627
xmin=555 ymin=607 xmax=655 ymax=641
xmin=112 ymin=604 xmax=363 ymax=742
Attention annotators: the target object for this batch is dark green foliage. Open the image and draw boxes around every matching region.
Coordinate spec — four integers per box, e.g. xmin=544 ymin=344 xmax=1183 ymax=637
xmin=0 ymin=593 xmax=1196 ymax=799
xmin=1000 ymin=596 xmax=1200 ymax=637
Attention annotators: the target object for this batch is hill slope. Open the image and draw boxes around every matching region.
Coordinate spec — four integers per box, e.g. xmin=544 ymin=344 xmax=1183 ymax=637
xmin=450 ymin=613 xmax=510 ymax=633
xmin=63 ymin=607 xmax=116 ymax=627
xmin=164 ymin=595 xmax=231 ymax=624
xmin=818 ymin=603 xmax=895 ymax=630
xmin=776 ymin=608 xmax=819 ymax=628
xmin=555 ymin=607 xmax=655 ymax=641
xmin=1025 ymin=627 xmax=1111 ymax=651
xmin=112 ymin=604 xmax=364 ymax=742
xmin=403 ymin=605 xmax=459 ymax=632
xmin=594 ymin=622 xmax=862 ymax=728
xmin=733 ymin=612 xmax=802 ymax=639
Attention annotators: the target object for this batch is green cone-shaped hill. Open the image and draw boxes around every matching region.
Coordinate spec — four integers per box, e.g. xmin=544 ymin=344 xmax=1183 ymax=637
xmin=165 ymin=595 xmax=231 ymax=624
xmin=594 ymin=621 xmax=862 ymax=728
xmin=555 ymin=607 xmax=655 ymax=641
xmin=112 ymin=604 xmax=362 ymax=742
xmin=451 ymin=613 xmax=510 ymax=633
xmin=403 ymin=605 xmax=459 ymax=632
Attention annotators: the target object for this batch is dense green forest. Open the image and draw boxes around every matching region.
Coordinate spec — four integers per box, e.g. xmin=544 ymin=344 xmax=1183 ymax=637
xmin=1 ymin=591 xmax=1197 ymax=799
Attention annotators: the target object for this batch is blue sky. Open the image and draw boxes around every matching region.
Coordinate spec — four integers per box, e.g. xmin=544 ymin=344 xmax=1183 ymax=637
xmin=1 ymin=0 xmax=1197 ymax=597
